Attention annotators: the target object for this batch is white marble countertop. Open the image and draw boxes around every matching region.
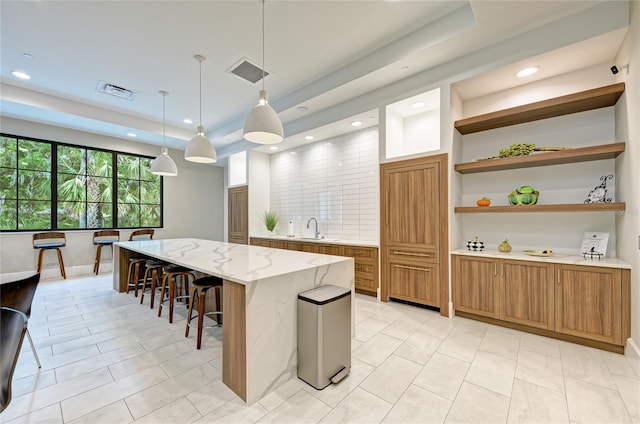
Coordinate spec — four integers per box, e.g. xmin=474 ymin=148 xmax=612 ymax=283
xmin=451 ymin=248 xmax=631 ymax=269
xmin=115 ymin=238 xmax=353 ymax=285
xmin=250 ymin=234 xmax=378 ymax=248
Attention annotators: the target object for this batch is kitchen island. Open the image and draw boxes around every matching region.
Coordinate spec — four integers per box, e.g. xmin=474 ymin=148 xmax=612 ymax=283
xmin=113 ymin=238 xmax=354 ymax=404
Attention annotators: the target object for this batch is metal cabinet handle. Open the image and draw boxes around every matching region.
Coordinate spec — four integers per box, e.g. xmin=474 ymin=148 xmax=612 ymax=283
xmin=394 ymin=251 xmax=432 ymax=257
xmin=392 ymin=264 xmax=430 ymax=272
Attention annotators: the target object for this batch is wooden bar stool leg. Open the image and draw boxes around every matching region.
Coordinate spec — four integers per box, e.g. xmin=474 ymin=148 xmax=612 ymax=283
xmin=197 ymin=287 xmax=207 ymax=349
xmin=37 ymin=249 xmax=45 ymax=273
xmin=56 ymin=248 xmax=66 ymax=279
xmin=214 ymin=286 xmax=222 ymax=326
xmin=185 ymin=286 xmax=198 ymax=338
xmin=94 ymin=245 xmax=103 ymax=275
xmin=150 ymin=269 xmax=161 ymax=309
xmin=158 ymin=274 xmax=168 ymax=317
xmin=168 ymin=276 xmax=176 ymax=324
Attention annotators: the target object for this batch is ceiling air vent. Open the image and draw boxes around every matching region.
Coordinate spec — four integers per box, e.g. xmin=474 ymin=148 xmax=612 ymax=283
xmin=96 ymin=80 xmax=137 ymax=101
xmin=226 ymin=58 xmax=269 ymax=84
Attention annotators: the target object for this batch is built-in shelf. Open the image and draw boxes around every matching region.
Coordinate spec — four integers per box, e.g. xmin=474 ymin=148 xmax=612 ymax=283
xmin=454 ymin=203 xmax=626 ymax=213
xmin=454 ymin=83 xmax=625 ymax=135
xmin=454 ymin=143 xmax=625 ymax=174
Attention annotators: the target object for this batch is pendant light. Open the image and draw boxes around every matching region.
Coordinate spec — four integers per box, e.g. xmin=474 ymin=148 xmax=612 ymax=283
xmin=151 ymin=90 xmax=178 ymax=176
xmin=243 ymin=0 xmax=283 ymax=144
xmin=185 ymin=55 xmax=217 ymax=163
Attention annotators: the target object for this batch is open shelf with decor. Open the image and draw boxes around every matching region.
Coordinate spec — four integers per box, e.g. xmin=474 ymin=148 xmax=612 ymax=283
xmin=454 ymin=202 xmax=626 ymax=213
xmin=454 ymin=82 xmax=625 ymax=134
xmin=454 ymin=142 xmax=625 ymax=174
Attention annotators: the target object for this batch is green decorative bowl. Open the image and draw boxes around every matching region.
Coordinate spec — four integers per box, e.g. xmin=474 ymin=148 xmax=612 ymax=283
xmin=508 ymin=187 xmax=539 ymax=205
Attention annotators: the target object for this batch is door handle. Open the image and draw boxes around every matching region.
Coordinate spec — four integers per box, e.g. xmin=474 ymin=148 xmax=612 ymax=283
xmin=393 ymin=264 xmax=429 ymax=272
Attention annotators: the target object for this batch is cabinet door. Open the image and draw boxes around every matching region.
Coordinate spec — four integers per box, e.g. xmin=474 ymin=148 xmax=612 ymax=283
xmin=228 ymin=185 xmax=248 ymax=244
xmin=452 ymin=255 xmax=499 ymax=318
xmin=500 ymin=260 xmax=554 ymax=330
xmin=383 ymin=162 xmax=439 ymax=249
xmin=388 ymin=259 xmax=439 ymax=307
xmin=555 ymin=265 xmax=622 ymax=344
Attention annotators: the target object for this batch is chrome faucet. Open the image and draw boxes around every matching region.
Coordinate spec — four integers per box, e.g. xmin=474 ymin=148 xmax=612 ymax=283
xmin=306 ymin=217 xmax=320 ymax=239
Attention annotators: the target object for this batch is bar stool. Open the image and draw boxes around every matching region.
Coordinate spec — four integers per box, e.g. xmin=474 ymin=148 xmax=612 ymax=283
xmin=126 ymin=257 xmax=149 ymax=297
xmin=33 ymin=232 xmax=66 ymax=279
xmin=125 ymin=229 xmax=154 ymax=296
xmin=185 ymin=276 xmax=223 ymax=349
xmin=139 ymin=260 xmax=169 ymax=308
xmin=92 ymin=230 xmax=120 ymax=275
xmin=129 ymin=229 xmax=154 ymax=241
xmin=158 ymin=266 xmax=195 ymax=323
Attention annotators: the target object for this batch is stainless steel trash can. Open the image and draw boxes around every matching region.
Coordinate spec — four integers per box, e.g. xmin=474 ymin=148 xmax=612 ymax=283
xmin=297 ymin=285 xmax=351 ymax=390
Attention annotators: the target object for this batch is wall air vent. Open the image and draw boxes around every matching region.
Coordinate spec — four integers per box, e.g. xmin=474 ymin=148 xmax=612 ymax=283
xmin=226 ymin=58 xmax=269 ymax=84
xmin=96 ymin=80 xmax=137 ymax=101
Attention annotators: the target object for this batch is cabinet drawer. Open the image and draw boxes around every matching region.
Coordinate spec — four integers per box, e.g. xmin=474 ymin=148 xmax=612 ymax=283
xmin=355 ymin=274 xmax=377 ymax=292
xmin=300 ymin=243 xmax=319 ymax=254
xmin=318 ymin=244 xmax=341 ymax=256
xmin=355 ymin=261 xmax=375 ymax=275
xmin=250 ymin=238 xmax=271 ymax=247
xmin=388 ymin=247 xmax=438 ymax=263
xmin=269 ymin=241 xmax=286 ymax=249
xmin=343 ymin=246 xmax=376 ymax=260
xmin=388 ymin=260 xmax=439 ymax=307
xmin=286 ymin=242 xmax=304 ymax=251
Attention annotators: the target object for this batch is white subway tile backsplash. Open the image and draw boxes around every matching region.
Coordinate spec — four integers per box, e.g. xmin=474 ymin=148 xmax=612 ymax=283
xmin=269 ymin=129 xmax=379 ymax=242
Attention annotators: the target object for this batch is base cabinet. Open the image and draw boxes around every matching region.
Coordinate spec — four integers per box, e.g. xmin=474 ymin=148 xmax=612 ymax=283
xmin=452 ymin=254 xmax=630 ymax=351
xmin=250 ymin=238 xmax=378 ymax=296
xmin=388 ymin=259 xmax=440 ymax=307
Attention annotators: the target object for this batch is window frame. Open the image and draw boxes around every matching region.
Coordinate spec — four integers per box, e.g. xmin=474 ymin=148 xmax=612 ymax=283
xmin=0 ymin=133 xmax=164 ymax=232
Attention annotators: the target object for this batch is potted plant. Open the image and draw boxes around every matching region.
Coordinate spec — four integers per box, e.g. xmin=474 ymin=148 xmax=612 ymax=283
xmin=262 ymin=211 xmax=279 ymax=235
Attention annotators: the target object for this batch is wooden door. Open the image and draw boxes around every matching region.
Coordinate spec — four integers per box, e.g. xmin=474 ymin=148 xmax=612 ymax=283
xmin=555 ymin=265 xmax=622 ymax=344
xmin=228 ymin=185 xmax=248 ymax=244
xmin=452 ymin=255 xmax=499 ymax=319
xmin=380 ymin=154 xmax=448 ymax=314
xmin=500 ymin=259 xmax=554 ymax=330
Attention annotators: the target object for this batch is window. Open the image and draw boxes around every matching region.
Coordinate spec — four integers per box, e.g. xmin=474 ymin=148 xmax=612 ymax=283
xmin=0 ymin=136 xmax=52 ymax=230
xmin=117 ymin=154 xmax=161 ymax=228
xmin=0 ymin=134 xmax=162 ymax=232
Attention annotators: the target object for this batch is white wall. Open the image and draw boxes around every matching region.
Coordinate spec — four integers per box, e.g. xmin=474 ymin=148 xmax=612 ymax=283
xmin=269 ymin=128 xmax=379 ymax=241
xmin=0 ymin=117 xmax=225 ymax=278
xmin=248 ymin=150 xmax=270 ymax=237
xmin=614 ymin=0 xmax=640 ymax=365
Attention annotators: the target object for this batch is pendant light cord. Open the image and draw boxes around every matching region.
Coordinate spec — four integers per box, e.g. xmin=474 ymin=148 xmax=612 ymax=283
xmin=162 ymin=93 xmax=166 ymax=147
xmin=199 ymin=59 xmax=203 ymax=127
xmin=262 ymin=0 xmax=265 ymax=91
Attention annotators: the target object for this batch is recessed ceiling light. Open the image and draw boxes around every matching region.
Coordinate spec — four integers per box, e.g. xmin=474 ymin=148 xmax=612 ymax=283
xmin=183 ymin=118 xmax=193 ymax=124
xmin=401 ymin=66 xmax=409 ymax=71
xmin=12 ymin=71 xmax=30 ymax=80
xmin=127 ymin=132 xmax=137 ymax=137
xmin=269 ymin=146 xmax=278 ymax=151
xmin=350 ymin=121 xmax=362 ymax=127
xmin=290 ymin=151 xmax=297 ymax=155
xmin=412 ymin=101 xmax=426 ymax=108
xmin=325 ymin=142 xmax=332 ymax=146
xmin=23 ymin=53 xmax=33 ymax=59
xmin=304 ymin=135 xmax=314 ymax=141
xmin=297 ymin=106 xmax=308 ymax=112
xmin=516 ymin=66 xmax=539 ymax=78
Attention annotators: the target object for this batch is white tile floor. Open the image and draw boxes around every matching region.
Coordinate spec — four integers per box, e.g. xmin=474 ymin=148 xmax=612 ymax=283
xmin=2 ymin=274 xmax=639 ymax=424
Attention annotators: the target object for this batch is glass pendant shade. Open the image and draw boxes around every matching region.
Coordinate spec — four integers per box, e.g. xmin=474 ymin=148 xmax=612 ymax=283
xmin=244 ymin=90 xmax=283 ymax=144
xmin=185 ymin=126 xmax=217 ymax=163
xmin=151 ymin=147 xmax=178 ymax=176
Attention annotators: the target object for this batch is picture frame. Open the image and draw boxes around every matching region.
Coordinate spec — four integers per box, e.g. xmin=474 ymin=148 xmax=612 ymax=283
xmin=580 ymin=232 xmax=609 ymax=259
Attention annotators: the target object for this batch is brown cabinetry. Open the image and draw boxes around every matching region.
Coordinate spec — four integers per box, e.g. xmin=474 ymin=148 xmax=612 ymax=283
xmin=555 ymin=265 xmax=623 ymax=345
xmin=452 ymin=253 xmax=631 ymax=352
xmin=228 ymin=185 xmax=248 ymax=244
xmin=249 ymin=238 xmax=379 ymax=296
xmin=380 ymin=154 xmax=448 ymax=313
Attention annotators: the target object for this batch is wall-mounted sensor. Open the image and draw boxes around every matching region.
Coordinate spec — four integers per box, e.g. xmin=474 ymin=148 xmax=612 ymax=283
xmin=611 ymin=65 xmax=619 ymax=74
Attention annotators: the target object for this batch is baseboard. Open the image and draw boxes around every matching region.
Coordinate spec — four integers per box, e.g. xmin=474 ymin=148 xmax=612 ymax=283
xmin=0 ymin=263 xmax=112 ymax=282
xmin=625 ymin=338 xmax=640 ymax=376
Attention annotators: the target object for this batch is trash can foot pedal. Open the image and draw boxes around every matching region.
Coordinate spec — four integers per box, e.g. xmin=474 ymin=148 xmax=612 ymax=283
xmin=330 ymin=366 xmax=350 ymax=384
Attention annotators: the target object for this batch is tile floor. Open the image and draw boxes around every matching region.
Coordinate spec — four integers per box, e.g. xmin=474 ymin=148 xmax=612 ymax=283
xmin=2 ymin=274 xmax=639 ymax=424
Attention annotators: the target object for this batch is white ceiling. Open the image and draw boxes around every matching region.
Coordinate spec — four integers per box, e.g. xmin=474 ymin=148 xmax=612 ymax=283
xmin=0 ymin=0 xmax=629 ymax=159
